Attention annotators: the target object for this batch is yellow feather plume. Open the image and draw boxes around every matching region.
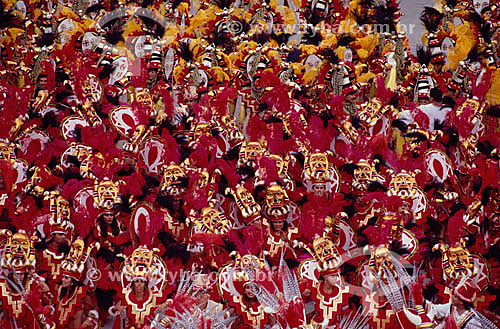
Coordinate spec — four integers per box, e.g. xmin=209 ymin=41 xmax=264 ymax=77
xmin=354 ymin=34 xmax=378 ymax=60
xmin=300 ymin=44 xmax=318 ymax=55
xmin=447 ymin=22 xmax=475 ymax=71
xmin=320 ymin=33 xmax=337 ymax=49
xmin=302 ymin=68 xmax=319 ymax=85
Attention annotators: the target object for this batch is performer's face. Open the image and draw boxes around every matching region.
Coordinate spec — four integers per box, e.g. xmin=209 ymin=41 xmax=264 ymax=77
xmin=324 ymin=274 xmax=338 ymax=287
xmin=38 ymin=76 xmax=48 ymax=90
xmin=103 ymin=213 xmax=114 ymax=225
xmin=62 ymin=275 xmax=72 ymax=288
xmin=271 ymin=220 xmax=284 ymax=232
xmin=244 ymin=284 xmax=255 ymax=299
xmin=133 ymin=280 xmax=146 ymax=295
xmin=52 ymin=232 xmax=67 ymax=246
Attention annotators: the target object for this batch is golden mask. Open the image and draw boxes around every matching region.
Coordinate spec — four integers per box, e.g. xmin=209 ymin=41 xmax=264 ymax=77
xmin=265 ymin=184 xmax=287 ymax=210
xmin=56 ymin=196 xmax=70 ymax=221
xmin=358 ymin=99 xmax=386 ymax=126
xmin=0 ymin=142 xmax=15 ymax=163
xmin=238 ymin=141 xmax=265 ymax=168
xmin=134 ymin=88 xmax=154 ymax=108
xmin=60 ymin=239 xmax=98 ymax=280
xmin=221 ymin=115 xmax=243 ymax=144
xmin=232 ymin=254 xmax=266 ymax=282
xmin=94 ymin=179 xmax=121 ymax=211
xmin=126 ymin=247 xmax=155 ymax=281
xmin=387 ymin=171 xmax=419 ymax=199
xmin=353 ymin=160 xmax=382 ymax=191
xmin=131 ymin=247 xmax=153 ymax=268
xmin=232 ymin=185 xmax=261 ymax=218
xmin=160 ymin=163 xmax=187 ymax=197
xmin=369 ymin=246 xmax=397 ymax=283
xmin=70 ymin=239 xmax=86 ymax=264
xmin=445 ymin=244 xmax=472 ymax=280
xmin=304 ymin=152 xmax=330 ymax=182
xmin=199 ymin=207 xmax=231 ymax=234
xmin=1 ymin=230 xmax=38 ymax=271
xmin=312 ymin=237 xmax=341 ymax=272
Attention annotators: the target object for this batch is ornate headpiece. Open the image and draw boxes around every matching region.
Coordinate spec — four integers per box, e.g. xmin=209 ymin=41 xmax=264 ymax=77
xmin=226 ymin=184 xmax=261 ymax=220
xmin=433 ymin=214 xmax=474 ymax=283
xmin=311 ymin=236 xmax=342 ymax=275
xmin=159 ymin=163 xmax=188 ymax=197
xmin=301 ymin=149 xmax=341 ymax=195
xmin=237 ymin=140 xmax=266 ymax=168
xmin=120 ymin=246 xmax=167 ymax=291
xmin=263 ymin=183 xmax=290 ymax=221
xmin=189 ymin=206 xmax=233 ymax=235
xmin=353 ymin=159 xmax=385 ymax=192
xmin=46 ymin=191 xmax=74 ymax=236
xmin=0 ymin=230 xmax=38 ymax=272
xmin=93 ymin=179 xmax=121 ymax=213
xmin=387 ymin=170 xmax=421 ymax=200
xmin=0 ymin=141 xmax=16 ymax=163
xmin=60 ymin=239 xmax=99 ymax=282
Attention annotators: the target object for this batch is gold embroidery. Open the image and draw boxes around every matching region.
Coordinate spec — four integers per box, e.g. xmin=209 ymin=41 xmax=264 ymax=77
xmin=43 ymin=249 xmax=64 ymax=277
xmin=57 ymin=286 xmax=84 ymax=325
xmin=124 ymin=288 xmax=158 ymax=328
xmin=367 ymin=292 xmax=394 ymax=329
xmin=233 ymin=295 xmax=266 ymax=327
xmin=0 ymin=280 xmax=28 ymax=317
xmin=315 ymin=277 xmax=349 ymax=320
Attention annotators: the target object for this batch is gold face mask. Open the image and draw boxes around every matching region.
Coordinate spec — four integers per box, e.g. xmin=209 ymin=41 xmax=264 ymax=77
xmin=0 ymin=142 xmax=15 ymax=162
xmin=388 ymin=171 xmax=419 ymax=199
xmin=221 ymin=115 xmax=243 ymax=144
xmin=304 ymin=152 xmax=329 ymax=182
xmin=445 ymin=245 xmax=472 ymax=280
xmin=353 ymin=160 xmax=380 ymax=191
xmin=358 ymin=99 xmax=384 ymax=126
xmin=56 ymin=196 xmax=70 ymax=221
xmin=125 ymin=246 xmax=155 ymax=281
xmin=2 ymin=230 xmax=37 ymax=271
xmin=369 ymin=246 xmax=396 ymax=283
xmin=233 ymin=254 xmax=266 ymax=282
xmin=233 ymin=185 xmax=261 ymax=218
xmin=199 ymin=207 xmax=231 ymax=234
xmin=134 ymin=88 xmax=154 ymax=108
xmin=160 ymin=164 xmax=187 ymax=197
xmin=67 ymin=239 xmax=85 ymax=264
xmin=94 ymin=179 xmax=121 ymax=211
xmin=312 ymin=237 xmax=341 ymax=272
xmin=265 ymin=184 xmax=287 ymax=209
xmin=238 ymin=141 xmax=265 ymax=168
